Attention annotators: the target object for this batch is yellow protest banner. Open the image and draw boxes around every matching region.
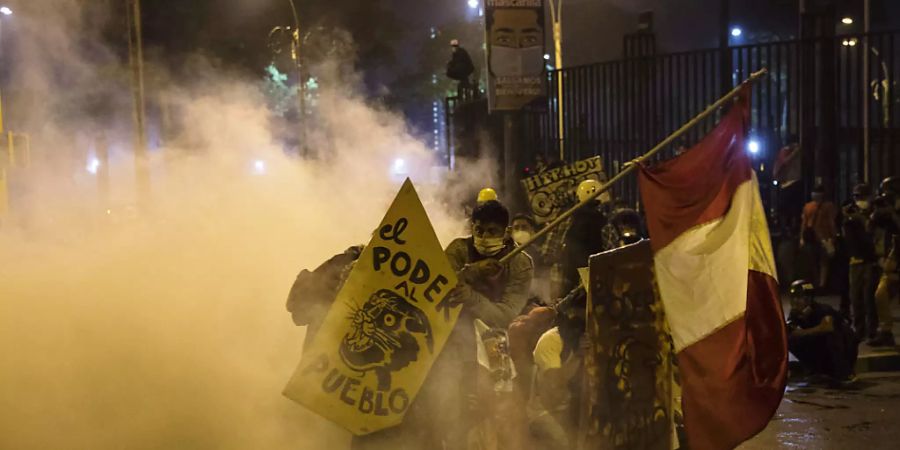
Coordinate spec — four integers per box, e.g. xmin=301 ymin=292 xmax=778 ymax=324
xmin=283 ymin=179 xmax=460 ymax=435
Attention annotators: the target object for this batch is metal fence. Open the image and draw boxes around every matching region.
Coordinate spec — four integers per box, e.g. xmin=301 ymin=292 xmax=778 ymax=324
xmin=476 ymin=31 xmax=900 ymax=208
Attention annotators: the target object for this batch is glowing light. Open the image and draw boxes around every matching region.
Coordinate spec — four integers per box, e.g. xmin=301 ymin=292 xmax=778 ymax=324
xmin=747 ymin=139 xmax=761 ymax=154
xmin=731 ymin=27 xmax=742 ymax=38
xmin=467 ymin=0 xmax=479 ymax=9
xmin=841 ymin=17 xmax=854 ymax=25
xmin=86 ymin=158 xmax=100 ymax=174
xmin=543 ymin=54 xmax=551 ymax=60
xmin=773 ymin=180 xmax=779 ymax=186
xmin=254 ymin=160 xmax=266 ymax=174
xmin=0 ymin=7 xmax=11 ymax=16
xmin=393 ymin=158 xmax=406 ymax=173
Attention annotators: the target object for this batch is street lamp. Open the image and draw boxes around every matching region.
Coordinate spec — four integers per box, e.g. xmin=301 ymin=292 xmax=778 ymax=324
xmin=730 ymin=27 xmax=742 ymax=38
xmin=841 ymin=17 xmax=854 ymax=25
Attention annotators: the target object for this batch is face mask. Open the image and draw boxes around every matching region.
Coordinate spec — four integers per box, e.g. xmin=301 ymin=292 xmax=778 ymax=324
xmin=489 ymin=46 xmax=544 ymax=77
xmin=474 ymin=236 xmax=505 ymax=256
xmin=512 ymin=231 xmax=532 ymax=246
xmin=856 ymin=200 xmax=871 ymax=210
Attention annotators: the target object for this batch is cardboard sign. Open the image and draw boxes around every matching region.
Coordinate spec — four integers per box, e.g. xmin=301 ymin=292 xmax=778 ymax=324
xmin=582 ymin=241 xmax=677 ymax=449
xmin=283 ymin=179 xmax=460 ymax=435
xmin=521 ymin=156 xmax=607 ymax=224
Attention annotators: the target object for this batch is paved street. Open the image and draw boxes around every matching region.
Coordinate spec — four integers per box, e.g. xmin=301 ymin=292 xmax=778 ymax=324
xmin=742 ymin=373 xmax=900 ymax=449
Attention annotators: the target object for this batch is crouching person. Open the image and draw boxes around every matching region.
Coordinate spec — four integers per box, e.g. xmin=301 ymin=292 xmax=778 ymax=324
xmin=787 ymin=280 xmax=858 ymax=384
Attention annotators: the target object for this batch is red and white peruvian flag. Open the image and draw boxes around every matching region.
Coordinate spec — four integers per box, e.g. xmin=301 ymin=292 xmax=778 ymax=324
xmin=638 ymin=88 xmax=788 ymax=450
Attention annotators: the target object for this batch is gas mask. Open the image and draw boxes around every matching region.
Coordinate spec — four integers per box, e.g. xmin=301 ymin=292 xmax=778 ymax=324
xmin=620 ymin=228 xmax=640 ymax=245
xmin=490 ymin=46 xmax=544 ymax=77
xmin=474 ymin=236 xmax=505 ymax=257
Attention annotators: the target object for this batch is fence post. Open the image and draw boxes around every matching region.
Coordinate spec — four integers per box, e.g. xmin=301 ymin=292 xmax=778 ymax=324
xmin=719 ymin=0 xmax=732 ymax=95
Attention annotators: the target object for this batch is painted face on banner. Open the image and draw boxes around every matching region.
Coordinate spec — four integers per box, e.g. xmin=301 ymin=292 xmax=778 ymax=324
xmin=489 ymin=9 xmax=544 ymax=77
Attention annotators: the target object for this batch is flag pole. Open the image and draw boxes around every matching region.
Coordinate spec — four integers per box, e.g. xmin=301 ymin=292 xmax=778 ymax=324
xmin=498 ymin=68 xmax=768 ymax=265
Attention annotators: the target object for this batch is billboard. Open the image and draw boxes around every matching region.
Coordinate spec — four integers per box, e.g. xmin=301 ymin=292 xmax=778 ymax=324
xmin=486 ymin=0 xmax=546 ymax=111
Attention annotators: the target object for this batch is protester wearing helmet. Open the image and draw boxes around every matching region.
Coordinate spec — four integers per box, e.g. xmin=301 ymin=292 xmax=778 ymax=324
xmin=842 ymin=183 xmax=880 ymax=340
xmin=601 ymin=200 xmax=646 ymax=250
xmin=787 ymin=280 xmax=858 ymax=384
xmin=477 ymin=187 xmax=499 ymax=205
xmin=437 ymin=199 xmax=534 ymax=449
xmin=560 ymin=179 xmax=609 ymax=295
xmin=869 ymin=176 xmax=900 ymax=347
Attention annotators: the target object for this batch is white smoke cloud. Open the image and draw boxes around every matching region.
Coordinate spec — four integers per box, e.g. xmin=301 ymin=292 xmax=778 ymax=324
xmin=0 ymin=1 xmax=497 ymax=448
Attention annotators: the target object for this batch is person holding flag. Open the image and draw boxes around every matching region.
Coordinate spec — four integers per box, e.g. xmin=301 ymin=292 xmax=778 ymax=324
xmin=637 ymin=87 xmax=788 ymax=450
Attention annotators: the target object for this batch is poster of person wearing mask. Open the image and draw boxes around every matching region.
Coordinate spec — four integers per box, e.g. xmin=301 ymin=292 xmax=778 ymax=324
xmin=486 ymin=0 xmax=546 ymax=111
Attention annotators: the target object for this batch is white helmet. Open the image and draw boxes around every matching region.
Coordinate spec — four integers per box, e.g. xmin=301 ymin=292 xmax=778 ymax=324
xmin=576 ymin=179 xmax=603 ymax=203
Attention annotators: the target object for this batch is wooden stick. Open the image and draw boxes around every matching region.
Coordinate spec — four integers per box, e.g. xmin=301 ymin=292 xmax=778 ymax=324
xmin=499 ymin=68 xmax=768 ymax=264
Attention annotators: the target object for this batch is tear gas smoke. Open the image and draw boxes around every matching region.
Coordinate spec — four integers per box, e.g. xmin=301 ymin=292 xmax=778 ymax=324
xmin=0 ymin=2 xmax=496 ymax=448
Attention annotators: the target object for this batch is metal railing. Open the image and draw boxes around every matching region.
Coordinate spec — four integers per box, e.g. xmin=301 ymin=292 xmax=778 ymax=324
xmin=546 ymin=32 xmax=898 ymax=205
xmin=449 ymin=31 xmax=900 ymax=207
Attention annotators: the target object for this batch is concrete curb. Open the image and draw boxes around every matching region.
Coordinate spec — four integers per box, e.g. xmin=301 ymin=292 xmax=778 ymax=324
xmin=789 ymin=348 xmax=900 ymax=374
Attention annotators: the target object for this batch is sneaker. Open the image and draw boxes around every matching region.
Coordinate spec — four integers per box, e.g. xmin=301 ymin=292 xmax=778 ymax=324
xmin=867 ymin=332 xmax=897 ymax=347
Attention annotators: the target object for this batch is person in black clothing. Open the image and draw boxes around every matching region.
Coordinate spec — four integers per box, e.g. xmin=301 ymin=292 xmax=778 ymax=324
xmin=561 ymin=180 xmax=608 ymax=295
xmin=842 ymin=183 xmax=880 ymax=340
xmin=601 ymin=200 xmax=645 ymax=250
xmin=869 ymin=176 xmax=900 ymax=346
xmin=787 ymin=280 xmax=858 ymax=383
xmin=286 ymin=245 xmax=364 ymax=349
xmin=446 ymin=39 xmax=475 ymax=95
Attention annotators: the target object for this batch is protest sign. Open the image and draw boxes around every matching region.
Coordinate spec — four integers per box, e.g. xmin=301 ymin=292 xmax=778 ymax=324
xmin=284 ymin=179 xmax=460 ymax=435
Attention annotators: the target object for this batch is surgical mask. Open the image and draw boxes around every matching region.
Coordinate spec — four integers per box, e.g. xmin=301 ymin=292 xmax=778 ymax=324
xmin=489 ymin=46 xmax=544 ymax=77
xmin=474 ymin=236 xmax=505 ymax=256
xmin=856 ymin=200 xmax=871 ymax=210
xmin=512 ymin=230 xmax=532 ymax=246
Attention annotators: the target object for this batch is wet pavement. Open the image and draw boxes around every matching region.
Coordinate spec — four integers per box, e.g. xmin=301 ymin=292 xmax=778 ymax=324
xmin=741 ymin=373 xmax=900 ymax=449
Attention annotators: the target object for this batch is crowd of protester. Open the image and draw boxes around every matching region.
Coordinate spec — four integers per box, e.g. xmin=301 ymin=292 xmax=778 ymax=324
xmin=286 ymin=175 xmax=646 ymax=449
xmin=781 ymin=176 xmax=900 ymax=386
xmin=285 ymin=167 xmax=899 ymax=448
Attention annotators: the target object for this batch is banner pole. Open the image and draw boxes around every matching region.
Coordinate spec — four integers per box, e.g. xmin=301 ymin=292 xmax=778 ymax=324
xmin=498 ymin=68 xmax=768 ymax=265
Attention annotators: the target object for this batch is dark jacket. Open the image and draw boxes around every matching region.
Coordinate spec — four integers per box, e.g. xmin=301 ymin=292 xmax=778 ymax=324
xmin=446 ymin=47 xmax=475 ymax=82
xmin=286 ymin=245 xmax=363 ymax=346
xmin=562 ymin=201 xmax=607 ymax=293
xmin=842 ymin=204 xmax=877 ymax=262
xmin=787 ymin=302 xmax=857 ymax=380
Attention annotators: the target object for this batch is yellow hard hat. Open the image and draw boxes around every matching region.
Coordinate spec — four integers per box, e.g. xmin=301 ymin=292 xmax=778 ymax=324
xmin=477 ymin=188 xmax=498 ymax=204
xmin=576 ymin=179 xmax=603 ymax=203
